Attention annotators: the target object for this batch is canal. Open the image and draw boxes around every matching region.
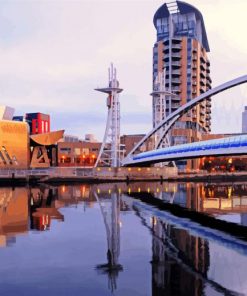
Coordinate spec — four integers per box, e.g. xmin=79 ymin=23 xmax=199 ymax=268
xmin=0 ymin=182 xmax=246 ymax=295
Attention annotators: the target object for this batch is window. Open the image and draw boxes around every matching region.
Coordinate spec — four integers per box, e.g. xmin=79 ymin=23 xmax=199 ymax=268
xmin=74 ymin=148 xmax=81 ymax=155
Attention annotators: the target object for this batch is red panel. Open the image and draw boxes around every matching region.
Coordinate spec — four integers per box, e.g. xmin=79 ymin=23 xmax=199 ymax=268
xmin=32 ymin=119 xmax=36 ymax=135
xmin=37 ymin=113 xmax=42 ymax=134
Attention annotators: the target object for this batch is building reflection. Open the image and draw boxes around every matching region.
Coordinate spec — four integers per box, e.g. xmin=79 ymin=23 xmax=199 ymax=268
xmin=151 ymin=218 xmax=209 ymax=296
xmin=30 ymin=187 xmax=63 ymax=231
xmin=0 ymin=187 xmax=28 ymax=247
xmin=0 ymin=184 xmax=95 ymax=244
xmin=30 ymin=184 xmax=95 ymax=231
xmin=131 ymin=182 xmax=247 ymax=225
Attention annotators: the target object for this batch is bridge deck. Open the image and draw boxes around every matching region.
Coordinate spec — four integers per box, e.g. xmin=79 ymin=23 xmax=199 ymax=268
xmin=124 ymin=135 xmax=247 ymax=166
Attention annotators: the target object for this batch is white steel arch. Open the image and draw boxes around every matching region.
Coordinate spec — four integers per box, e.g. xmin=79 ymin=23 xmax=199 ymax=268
xmin=123 ymin=75 xmax=247 ymax=165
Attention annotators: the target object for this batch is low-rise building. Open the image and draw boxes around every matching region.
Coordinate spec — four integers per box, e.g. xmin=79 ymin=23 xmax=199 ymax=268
xmin=120 ymin=134 xmax=154 ymax=157
xmin=57 ymin=141 xmax=101 ymax=167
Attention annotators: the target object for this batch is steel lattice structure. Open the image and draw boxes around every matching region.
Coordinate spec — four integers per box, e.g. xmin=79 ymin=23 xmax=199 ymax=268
xmin=94 ymin=64 xmax=123 ymax=167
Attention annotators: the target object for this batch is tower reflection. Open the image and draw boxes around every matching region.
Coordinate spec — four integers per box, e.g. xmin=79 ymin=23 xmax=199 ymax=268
xmin=93 ymin=186 xmax=123 ymax=292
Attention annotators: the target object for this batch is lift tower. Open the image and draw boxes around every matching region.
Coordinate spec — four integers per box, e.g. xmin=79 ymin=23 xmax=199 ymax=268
xmin=94 ymin=64 xmax=123 ymax=167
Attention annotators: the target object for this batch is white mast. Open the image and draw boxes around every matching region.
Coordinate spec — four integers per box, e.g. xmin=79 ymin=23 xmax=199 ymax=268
xmin=95 ymin=64 xmax=123 ymax=167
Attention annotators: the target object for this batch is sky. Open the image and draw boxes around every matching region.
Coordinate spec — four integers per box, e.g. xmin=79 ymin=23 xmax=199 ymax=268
xmin=0 ymin=0 xmax=246 ymax=140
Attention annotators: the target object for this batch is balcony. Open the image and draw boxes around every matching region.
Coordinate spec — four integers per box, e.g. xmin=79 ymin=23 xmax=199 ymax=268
xmin=172 ymin=78 xmax=181 ymax=86
xmin=200 ymin=79 xmax=205 ymax=86
xmin=200 ymin=108 xmax=205 ymax=116
xmin=192 ymin=63 xmax=197 ymax=69
xmin=171 ymin=53 xmax=181 ymax=59
xmin=192 ymin=88 xmax=197 ymax=95
xmin=172 ymin=86 xmax=181 ymax=92
xmin=171 ymin=92 xmax=181 ymax=100
xmin=164 ymin=48 xmax=169 ymax=54
xmin=171 ymin=61 xmax=181 ymax=68
xmin=172 ymin=37 xmax=182 ymax=43
xmin=172 ymin=103 xmax=181 ymax=108
xmin=172 ymin=69 xmax=181 ymax=76
xmin=207 ymin=76 xmax=212 ymax=83
xmin=200 ymin=63 xmax=206 ymax=71
xmin=200 ymin=56 xmax=206 ymax=63
xmin=200 ymin=71 xmax=206 ymax=78
xmin=171 ymin=43 xmax=181 ymax=50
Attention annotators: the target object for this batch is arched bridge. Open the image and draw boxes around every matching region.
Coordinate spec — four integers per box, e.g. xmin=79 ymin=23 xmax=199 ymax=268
xmin=123 ymin=135 xmax=247 ymax=166
xmin=122 ymin=75 xmax=247 ymax=166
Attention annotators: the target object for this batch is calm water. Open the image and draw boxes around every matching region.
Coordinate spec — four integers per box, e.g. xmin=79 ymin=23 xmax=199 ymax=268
xmin=0 ymin=182 xmax=247 ymax=295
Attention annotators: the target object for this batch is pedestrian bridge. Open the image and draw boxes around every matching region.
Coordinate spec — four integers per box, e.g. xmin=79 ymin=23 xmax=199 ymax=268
xmin=122 ymin=135 xmax=247 ymax=166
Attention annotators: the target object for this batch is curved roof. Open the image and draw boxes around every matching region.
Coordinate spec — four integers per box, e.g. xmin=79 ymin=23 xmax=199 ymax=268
xmin=30 ymin=130 xmax=64 ymax=146
xmin=153 ymin=1 xmax=210 ymax=52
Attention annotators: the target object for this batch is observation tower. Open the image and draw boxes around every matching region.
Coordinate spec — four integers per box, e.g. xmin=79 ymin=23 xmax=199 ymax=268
xmin=94 ymin=64 xmax=123 ymax=167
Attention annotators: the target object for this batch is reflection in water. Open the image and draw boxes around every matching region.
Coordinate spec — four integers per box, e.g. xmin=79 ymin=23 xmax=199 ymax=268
xmin=30 ymin=187 xmax=64 ymax=231
xmin=94 ymin=187 xmax=123 ymax=292
xmin=0 ymin=187 xmax=28 ymax=247
xmin=151 ymin=218 xmax=209 ymax=296
xmin=0 ymin=183 xmax=247 ymax=295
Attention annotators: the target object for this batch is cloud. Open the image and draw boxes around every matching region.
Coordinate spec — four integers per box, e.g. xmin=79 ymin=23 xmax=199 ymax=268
xmin=0 ymin=0 xmax=245 ymax=138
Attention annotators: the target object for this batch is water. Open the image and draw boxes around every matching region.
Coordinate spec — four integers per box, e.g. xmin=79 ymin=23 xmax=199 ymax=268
xmin=0 ymin=182 xmax=246 ymax=295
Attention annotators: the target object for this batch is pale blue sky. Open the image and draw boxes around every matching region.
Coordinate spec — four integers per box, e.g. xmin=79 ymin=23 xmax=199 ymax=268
xmin=0 ymin=0 xmax=246 ymax=139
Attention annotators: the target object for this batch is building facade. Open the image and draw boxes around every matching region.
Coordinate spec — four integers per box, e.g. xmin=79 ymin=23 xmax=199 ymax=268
xmin=120 ymin=134 xmax=154 ymax=157
xmin=25 ymin=113 xmax=50 ymax=135
xmin=57 ymin=141 xmax=101 ymax=167
xmin=0 ymin=120 xmax=29 ymax=169
xmin=153 ymin=1 xmax=212 ymax=169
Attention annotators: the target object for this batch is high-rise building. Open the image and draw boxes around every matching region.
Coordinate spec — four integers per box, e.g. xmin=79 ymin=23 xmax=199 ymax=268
xmin=242 ymin=106 xmax=247 ymax=133
xmin=153 ymin=1 xmax=212 ymax=169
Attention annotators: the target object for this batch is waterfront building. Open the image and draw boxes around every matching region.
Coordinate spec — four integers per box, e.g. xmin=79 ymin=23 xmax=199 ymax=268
xmin=153 ymin=1 xmax=212 ymax=169
xmin=242 ymin=106 xmax=247 ymax=133
xmin=57 ymin=141 xmax=100 ymax=167
xmin=0 ymin=120 xmax=29 ymax=169
xmin=120 ymin=134 xmax=154 ymax=157
xmin=61 ymin=134 xmax=80 ymax=143
xmin=85 ymin=134 xmax=98 ymax=142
